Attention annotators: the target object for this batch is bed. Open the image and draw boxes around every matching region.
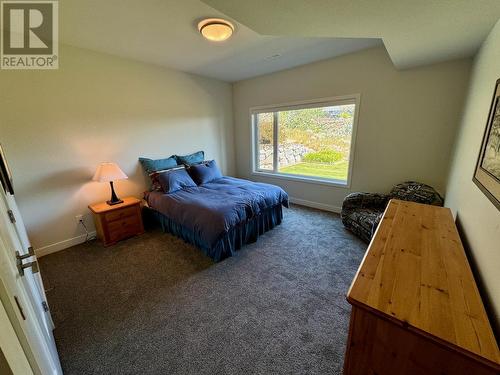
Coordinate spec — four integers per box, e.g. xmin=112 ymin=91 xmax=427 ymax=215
xmin=144 ymin=176 xmax=289 ymax=262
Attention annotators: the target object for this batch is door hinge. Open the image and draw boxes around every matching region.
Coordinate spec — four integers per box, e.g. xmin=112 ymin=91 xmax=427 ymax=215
xmin=42 ymin=301 xmax=49 ymax=312
xmin=7 ymin=209 xmax=15 ymax=223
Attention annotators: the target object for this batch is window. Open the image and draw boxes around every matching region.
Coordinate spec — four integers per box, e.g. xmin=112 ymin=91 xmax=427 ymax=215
xmin=252 ymin=96 xmax=359 ymax=186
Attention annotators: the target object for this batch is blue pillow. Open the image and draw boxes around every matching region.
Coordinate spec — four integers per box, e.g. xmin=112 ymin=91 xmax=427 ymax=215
xmin=188 ymin=160 xmax=222 ymax=185
xmin=158 ymin=168 xmax=197 ymax=194
xmin=139 ymin=156 xmax=178 ymax=174
xmin=175 ymin=151 xmax=204 ymax=166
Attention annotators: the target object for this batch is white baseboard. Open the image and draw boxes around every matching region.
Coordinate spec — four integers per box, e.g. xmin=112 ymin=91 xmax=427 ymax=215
xmin=35 ymin=231 xmax=96 ymax=258
xmin=289 ymin=197 xmax=341 ymax=213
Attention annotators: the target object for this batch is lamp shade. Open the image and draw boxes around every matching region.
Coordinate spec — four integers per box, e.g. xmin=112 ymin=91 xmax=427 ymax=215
xmin=92 ymin=162 xmax=128 ymax=183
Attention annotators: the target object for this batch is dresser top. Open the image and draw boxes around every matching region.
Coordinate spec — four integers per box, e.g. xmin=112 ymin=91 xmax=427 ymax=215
xmin=88 ymin=196 xmax=141 ymax=214
xmin=347 ymin=199 xmax=500 ymax=365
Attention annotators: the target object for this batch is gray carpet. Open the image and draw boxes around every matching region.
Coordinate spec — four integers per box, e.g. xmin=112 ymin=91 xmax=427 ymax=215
xmin=39 ymin=204 xmax=366 ymax=375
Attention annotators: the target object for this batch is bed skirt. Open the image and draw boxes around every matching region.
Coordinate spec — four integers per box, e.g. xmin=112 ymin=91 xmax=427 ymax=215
xmin=144 ymin=204 xmax=284 ymax=262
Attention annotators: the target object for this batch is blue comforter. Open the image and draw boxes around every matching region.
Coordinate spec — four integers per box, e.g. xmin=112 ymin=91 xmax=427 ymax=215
xmin=145 ymin=177 xmax=289 ymax=247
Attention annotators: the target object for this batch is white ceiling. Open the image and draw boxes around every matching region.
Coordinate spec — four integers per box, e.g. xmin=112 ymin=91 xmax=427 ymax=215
xmin=202 ymin=0 xmax=500 ymax=69
xmin=60 ymin=0 xmax=380 ymax=82
xmin=60 ymin=0 xmax=500 ymax=82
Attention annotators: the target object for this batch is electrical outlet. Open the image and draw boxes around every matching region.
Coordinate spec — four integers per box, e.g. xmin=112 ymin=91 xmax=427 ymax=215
xmin=75 ymin=214 xmax=83 ymax=224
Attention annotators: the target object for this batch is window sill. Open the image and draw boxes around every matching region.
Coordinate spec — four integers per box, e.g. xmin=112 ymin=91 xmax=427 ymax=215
xmin=251 ymin=171 xmax=350 ymax=188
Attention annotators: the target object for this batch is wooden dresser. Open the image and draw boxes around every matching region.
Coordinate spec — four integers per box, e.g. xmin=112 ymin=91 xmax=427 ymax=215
xmin=88 ymin=197 xmax=144 ymax=246
xmin=344 ymin=199 xmax=500 ymax=375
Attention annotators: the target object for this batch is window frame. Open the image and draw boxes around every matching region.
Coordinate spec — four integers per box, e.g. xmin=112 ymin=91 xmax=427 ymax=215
xmin=250 ymin=94 xmax=361 ymax=188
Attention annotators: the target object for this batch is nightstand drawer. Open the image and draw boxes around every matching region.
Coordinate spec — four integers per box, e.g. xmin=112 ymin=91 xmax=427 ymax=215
xmin=107 ymin=215 xmax=141 ymax=234
xmin=105 ymin=206 xmax=137 ymax=222
xmin=89 ymin=197 xmax=144 ymax=246
xmin=108 ymin=226 xmax=137 ymax=243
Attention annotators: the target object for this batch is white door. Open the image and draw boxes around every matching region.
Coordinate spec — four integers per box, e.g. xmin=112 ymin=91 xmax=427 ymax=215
xmin=0 ymin=187 xmax=62 ymax=374
xmin=4 ymin=192 xmax=58 ymax=345
xmin=0 ymin=296 xmax=33 ymax=375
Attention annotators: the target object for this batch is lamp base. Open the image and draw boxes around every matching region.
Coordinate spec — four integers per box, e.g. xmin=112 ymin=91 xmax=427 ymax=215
xmin=106 ymin=181 xmax=123 ymax=206
xmin=106 ymin=199 xmax=123 ymax=206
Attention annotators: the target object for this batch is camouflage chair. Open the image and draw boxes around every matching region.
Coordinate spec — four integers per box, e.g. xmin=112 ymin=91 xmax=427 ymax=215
xmin=341 ymin=181 xmax=444 ymax=243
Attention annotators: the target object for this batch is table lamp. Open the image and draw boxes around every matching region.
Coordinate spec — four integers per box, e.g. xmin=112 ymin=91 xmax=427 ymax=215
xmin=92 ymin=162 xmax=128 ymax=205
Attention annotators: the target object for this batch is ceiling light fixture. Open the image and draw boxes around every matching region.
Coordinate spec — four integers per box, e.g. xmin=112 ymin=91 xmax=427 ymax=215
xmin=198 ymin=18 xmax=234 ymax=42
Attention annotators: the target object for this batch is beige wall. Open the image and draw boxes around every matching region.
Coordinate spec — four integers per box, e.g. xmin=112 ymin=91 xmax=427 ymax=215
xmin=446 ymin=20 xmax=500 ymax=326
xmin=0 ymin=45 xmax=234 ymax=253
xmin=232 ymin=46 xmax=471 ymax=210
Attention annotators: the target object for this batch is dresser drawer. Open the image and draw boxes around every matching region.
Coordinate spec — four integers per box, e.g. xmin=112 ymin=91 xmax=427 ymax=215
xmin=104 ymin=206 xmax=137 ymax=222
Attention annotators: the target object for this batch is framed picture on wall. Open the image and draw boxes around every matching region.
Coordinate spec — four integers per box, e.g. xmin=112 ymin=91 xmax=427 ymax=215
xmin=473 ymin=78 xmax=500 ymax=210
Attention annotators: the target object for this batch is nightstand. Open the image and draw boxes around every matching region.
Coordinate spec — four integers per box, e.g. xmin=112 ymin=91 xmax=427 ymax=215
xmin=88 ymin=197 xmax=144 ymax=246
